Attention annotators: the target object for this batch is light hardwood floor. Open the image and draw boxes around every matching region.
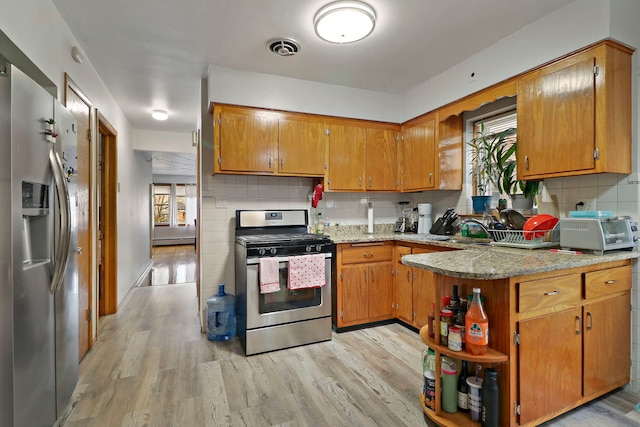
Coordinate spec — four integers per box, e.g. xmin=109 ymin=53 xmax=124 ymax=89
xmin=59 ymin=281 xmax=640 ymax=426
xmin=138 ymin=245 xmax=197 ymax=286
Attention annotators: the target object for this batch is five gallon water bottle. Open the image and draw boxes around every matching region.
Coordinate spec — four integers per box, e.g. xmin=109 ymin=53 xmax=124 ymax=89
xmin=206 ymin=284 xmax=236 ymax=341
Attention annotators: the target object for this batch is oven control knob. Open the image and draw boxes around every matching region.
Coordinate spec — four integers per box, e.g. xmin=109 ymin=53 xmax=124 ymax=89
xmin=306 ymin=245 xmax=312 ymax=253
xmin=269 ymin=247 xmax=277 ymax=255
xmin=258 ymin=248 xmax=266 ymax=256
xmin=315 ymin=244 xmax=322 ymax=252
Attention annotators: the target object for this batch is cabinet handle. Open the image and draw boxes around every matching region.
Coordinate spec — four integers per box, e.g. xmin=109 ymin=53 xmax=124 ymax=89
xmin=364 ymin=270 xmax=367 ymax=282
xmin=575 ymin=315 xmax=582 ymax=335
xmin=428 ymin=173 xmax=433 ymax=185
xmin=281 ymin=158 xmax=284 ymax=169
xmin=269 ymin=158 xmax=272 ymax=168
xmin=525 ymin=155 xmax=530 ymax=171
xmin=586 ymin=311 xmax=593 ymax=331
xmin=363 ymin=253 xmax=374 ymax=258
xmin=605 ymin=279 xmax=618 ymax=285
xmin=369 ymin=177 xmax=372 ymax=188
xmin=370 ymin=269 xmax=375 ymax=282
xmin=543 ymin=290 xmax=559 ymax=296
xmin=359 ymin=176 xmax=362 ymax=188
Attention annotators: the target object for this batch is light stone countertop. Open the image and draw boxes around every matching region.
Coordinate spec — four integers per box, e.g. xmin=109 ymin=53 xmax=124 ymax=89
xmin=326 ymin=226 xmax=639 ymax=280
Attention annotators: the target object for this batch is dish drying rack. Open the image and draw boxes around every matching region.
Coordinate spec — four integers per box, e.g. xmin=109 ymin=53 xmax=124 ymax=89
xmin=490 ymin=229 xmax=560 ymax=249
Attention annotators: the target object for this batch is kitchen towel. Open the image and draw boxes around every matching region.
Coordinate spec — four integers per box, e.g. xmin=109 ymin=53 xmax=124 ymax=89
xmin=259 ymin=257 xmax=281 ymax=294
xmin=288 ymin=254 xmax=326 ymax=290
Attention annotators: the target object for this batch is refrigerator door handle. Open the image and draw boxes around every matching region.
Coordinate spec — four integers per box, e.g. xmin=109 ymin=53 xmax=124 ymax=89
xmin=50 ymin=148 xmax=71 ymax=293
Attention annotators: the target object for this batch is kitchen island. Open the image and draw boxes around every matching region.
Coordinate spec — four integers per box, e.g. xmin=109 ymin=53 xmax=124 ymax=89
xmin=400 ymin=244 xmax=639 ymax=427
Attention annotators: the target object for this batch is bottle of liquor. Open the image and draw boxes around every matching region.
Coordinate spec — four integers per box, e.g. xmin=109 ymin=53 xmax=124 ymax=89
xmin=450 ymin=284 xmax=460 ymax=312
xmin=457 ymin=360 xmax=469 ymax=413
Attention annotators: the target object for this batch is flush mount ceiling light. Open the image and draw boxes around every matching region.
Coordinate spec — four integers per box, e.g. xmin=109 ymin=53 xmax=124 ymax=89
xmin=151 ymin=110 xmax=168 ymax=121
xmin=314 ymin=1 xmax=376 ymax=44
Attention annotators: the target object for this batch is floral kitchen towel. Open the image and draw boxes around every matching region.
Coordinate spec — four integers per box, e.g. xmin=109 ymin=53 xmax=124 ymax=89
xmin=288 ymin=254 xmax=326 ymax=290
xmin=259 ymin=257 xmax=280 ymax=294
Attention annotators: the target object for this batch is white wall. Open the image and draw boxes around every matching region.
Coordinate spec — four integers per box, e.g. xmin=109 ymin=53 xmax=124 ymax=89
xmin=1 ymin=0 xmax=152 ymax=329
xmin=133 ymin=129 xmax=196 ymax=154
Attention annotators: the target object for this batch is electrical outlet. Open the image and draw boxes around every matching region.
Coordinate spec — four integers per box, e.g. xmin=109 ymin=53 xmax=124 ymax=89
xmin=215 ymin=197 xmax=228 ymax=208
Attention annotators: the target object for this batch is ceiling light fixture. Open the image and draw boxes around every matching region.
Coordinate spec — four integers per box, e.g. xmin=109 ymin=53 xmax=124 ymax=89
xmin=314 ymin=1 xmax=376 ymax=44
xmin=151 ymin=110 xmax=168 ymax=121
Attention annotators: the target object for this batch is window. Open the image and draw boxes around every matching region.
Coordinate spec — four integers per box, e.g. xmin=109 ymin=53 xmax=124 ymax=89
xmin=153 ymin=184 xmax=171 ymax=225
xmin=472 ymin=110 xmax=517 ymax=196
xmin=153 ymin=183 xmax=196 ymax=227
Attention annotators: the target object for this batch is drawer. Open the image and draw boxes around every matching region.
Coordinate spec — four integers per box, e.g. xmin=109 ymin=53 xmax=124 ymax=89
xmin=518 ymin=273 xmax=580 ymax=313
xmin=341 ymin=242 xmax=393 ymax=264
xmin=584 ymin=265 xmax=631 ymax=299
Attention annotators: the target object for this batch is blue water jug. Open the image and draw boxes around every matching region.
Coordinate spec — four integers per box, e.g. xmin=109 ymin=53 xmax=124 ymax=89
xmin=206 ymin=284 xmax=236 ymax=341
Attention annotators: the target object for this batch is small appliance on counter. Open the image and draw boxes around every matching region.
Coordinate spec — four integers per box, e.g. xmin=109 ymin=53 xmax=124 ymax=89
xmin=559 ymin=216 xmax=638 ymax=255
xmin=417 ymin=203 xmax=432 ymax=234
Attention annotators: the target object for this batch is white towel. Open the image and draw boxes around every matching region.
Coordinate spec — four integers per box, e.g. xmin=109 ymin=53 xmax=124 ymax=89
xmin=259 ymin=258 xmax=280 ymax=294
xmin=288 ymin=254 xmax=326 ymax=290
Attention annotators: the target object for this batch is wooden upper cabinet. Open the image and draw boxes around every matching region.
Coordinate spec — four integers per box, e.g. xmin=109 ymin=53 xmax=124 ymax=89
xmin=366 ymin=127 xmax=398 ymax=191
xmin=400 ymin=112 xmax=436 ymax=191
xmin=213 ymin=105 xmax=278 ymax=174
xmin=517 ymin=40 xmax=632 ymax=179
xmin=278 ymin=116 xmax=327 ymax=176
xmin=327 ymin=123 xmax=366 ymax=191
xmin=436 ymin=115 xmax=462 ymax=190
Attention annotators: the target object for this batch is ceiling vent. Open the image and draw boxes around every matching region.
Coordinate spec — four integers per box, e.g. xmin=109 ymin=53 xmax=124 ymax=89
xmin=267 ymin=38 xmax=301 ymax=57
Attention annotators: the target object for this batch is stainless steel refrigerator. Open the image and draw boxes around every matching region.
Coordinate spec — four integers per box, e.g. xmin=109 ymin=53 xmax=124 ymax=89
xmin=0 ymin=62 xmax=79 ymax=426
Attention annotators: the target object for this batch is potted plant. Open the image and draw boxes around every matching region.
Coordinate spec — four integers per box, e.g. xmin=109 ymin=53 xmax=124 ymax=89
xmin=467 ymin=122 xmax=513 ymax=213
xmin=492 ymin=130 xmax=540 ymax=210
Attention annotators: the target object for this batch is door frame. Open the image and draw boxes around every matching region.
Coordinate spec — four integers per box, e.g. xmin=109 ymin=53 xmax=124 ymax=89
xmin=97 ymin=111 xmax=118 ymax=316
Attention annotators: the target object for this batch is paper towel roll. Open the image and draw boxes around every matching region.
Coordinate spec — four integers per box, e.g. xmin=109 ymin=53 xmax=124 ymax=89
xmin=367 ymin=202 xmax=374 ymax=234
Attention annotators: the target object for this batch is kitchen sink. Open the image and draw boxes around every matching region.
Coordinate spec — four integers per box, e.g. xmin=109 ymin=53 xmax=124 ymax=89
xmin=448 ymin=239 xmax=492 ymax=246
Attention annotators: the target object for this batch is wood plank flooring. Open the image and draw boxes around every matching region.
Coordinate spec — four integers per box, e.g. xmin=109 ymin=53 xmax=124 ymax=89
xmin=138 ymin=245 xmax=197 ymax=286
xmin=59 ymin=278 xmax=640 ymax=426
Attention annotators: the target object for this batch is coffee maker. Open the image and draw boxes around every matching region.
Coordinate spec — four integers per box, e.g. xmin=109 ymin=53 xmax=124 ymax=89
xmin=417 ymin=203 xmax=432 ymax=234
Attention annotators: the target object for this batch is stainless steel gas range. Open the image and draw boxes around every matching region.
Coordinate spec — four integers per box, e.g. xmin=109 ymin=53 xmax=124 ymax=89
xmin=235 ymin=209 xmax=333 ymax=355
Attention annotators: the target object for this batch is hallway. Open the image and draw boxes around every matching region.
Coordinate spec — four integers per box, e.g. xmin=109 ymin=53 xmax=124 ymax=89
xmin=138 ymin=245 xmax=197 ymax=286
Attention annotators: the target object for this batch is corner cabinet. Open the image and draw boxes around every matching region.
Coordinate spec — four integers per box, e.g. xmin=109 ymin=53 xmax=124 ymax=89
xmin=516 ymin=40 xmax=633 ymax=179
xmin=212 ymin=104 xmax=327 ymax=177
xmin=418 ymin=260 xmax=632 ymax=427
xmin=399 ymin=112 xmax=436 ymax=191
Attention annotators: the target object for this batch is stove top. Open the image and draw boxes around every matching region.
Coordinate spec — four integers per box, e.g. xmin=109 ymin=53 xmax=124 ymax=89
xmin=236 ymin=233 xmax=331 ymax=246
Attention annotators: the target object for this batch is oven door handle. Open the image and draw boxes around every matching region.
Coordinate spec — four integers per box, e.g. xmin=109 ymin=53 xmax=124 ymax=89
xmin=246 ymin=253 xmax=332 ymax=265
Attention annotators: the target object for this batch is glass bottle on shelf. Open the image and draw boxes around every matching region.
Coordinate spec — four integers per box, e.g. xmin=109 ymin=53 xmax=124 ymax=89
xmin=465 ymin=287 xmax=489 ymax=355
xmin=457 ymin=360 xmax=469 ymax=413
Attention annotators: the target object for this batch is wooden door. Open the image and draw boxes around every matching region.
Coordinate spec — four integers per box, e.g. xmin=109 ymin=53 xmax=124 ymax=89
xmin=327 ymin=124 xmax=365 ymax=190
xmin=517 ymin=53 xmax=596 ymax=177
xmin=65 ymin=76 xmax=93 ymax=360
xmin=400 ymin=116 xmax=435 ymax=191
xmin=340 ymin=265 xmax=369 ymax=324
xmin=367 ymin=262 xmax=393 ymax=320
xmin=217 ymin=107 xmax=277 ymax=173
xmin=278 ymin=117 xmax=326 ymax=175
xmin=518 ymin=308 xmax=582 ymax=425
xmin=583 ymin=294 xmax=631 ymax=397
xmin=366 ymin=128 xmax=397 ymax=191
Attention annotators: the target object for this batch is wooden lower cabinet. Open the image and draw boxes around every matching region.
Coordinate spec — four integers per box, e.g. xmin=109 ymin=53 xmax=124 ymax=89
xmin=334 ymin=242 xmax=394 ymax=328
xmin=418 ymin=260 xmax=631 ymax=427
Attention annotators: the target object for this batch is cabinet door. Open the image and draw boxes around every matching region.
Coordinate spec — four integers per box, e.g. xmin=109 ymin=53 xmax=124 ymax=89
xmin=366 ymin=128 xmax=397 ymax=191
xmin=412 ymin=268 xmax=434 ymax=329
xmin=517 ymin=54 xmax=596 ymax=177
xmin=518 ymin=308 xmax=582 ymax=425
xmin=367 ymin=262 xmax=394 ymax=320
xmin=217 ymin=108 xmax=278 ymax=173
xmin=340 ymin=265 xmax=369 ymax=324
xmin=327 ymin=124 xmax=366 ymax=190
xmin=396 ymin=263 xmax=414 ymax=324
xmin=583 ymin=294 xmax=630 ymax=397
xmin=400 ymin=116 xmax=436 ymax=191
xmin=278 ymin=117 xmax=326 ymax=175
xmin=436 ymin=115 xmax=463 ymax=190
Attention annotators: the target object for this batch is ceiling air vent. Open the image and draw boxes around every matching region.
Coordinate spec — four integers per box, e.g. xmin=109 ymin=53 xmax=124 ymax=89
xmin=267 ymin=38 xmax=301 ymax=57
